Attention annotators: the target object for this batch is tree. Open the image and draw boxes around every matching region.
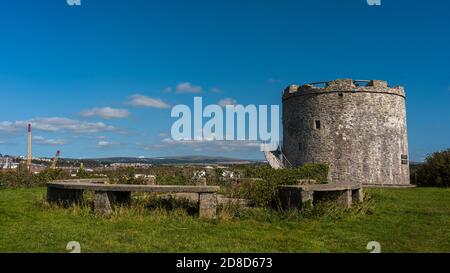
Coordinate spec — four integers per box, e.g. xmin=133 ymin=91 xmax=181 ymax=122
xmin=414 ymin=149 xmax=450 ymax=188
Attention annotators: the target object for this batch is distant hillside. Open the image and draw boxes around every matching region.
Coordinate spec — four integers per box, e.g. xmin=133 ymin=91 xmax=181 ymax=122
xmin=72 ymin=156 xmax=257 ymax=166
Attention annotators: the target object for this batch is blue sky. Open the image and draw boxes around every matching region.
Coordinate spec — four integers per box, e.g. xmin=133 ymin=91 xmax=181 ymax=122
xmin=0 ymin=0 xmax=449 ymax=161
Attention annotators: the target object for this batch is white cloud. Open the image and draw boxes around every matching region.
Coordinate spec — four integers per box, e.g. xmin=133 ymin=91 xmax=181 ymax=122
xmin=218 ymin=98 xmax=238 ymax=107
xmin=42 ymin=139 xmax=67 ymax=146
xmin=211 ymin=87 xmax=222 ymax=93
xmin=163 ymin=87 xmax=173 ymax=93
xmin=98 ymin=141 xmax=112 ymax=146
xmin=159 ymin=132 xmax=169 ymax=138
xmin=126 ymin=94 xmax=171 ymax=109
xmin=33 ymin=136 xmax=67 ymax=146
xmin=0 ymin=122 xmax=19 ymax=133
xmin=79 ymin=107 xmax=130 ymax=119
xmin=0 ymin=117 xmax=115 ymax=134
xmin=176 ymin=82 xmax=203 ymax=93
xmin=0 ymin=140 xmax=15 ymax=146
xmin=268 ymin=78 xmax=282 ymax=84
xmin=96 ymin=141 xmax=115 ymax=148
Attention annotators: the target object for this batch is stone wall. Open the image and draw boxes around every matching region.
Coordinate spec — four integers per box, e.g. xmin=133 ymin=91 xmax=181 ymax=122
xmin=282 ymin=79 xmax=410 ymax=185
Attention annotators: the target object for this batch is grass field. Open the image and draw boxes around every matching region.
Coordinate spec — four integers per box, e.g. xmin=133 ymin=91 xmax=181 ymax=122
xmin=0 ymin=187 xmax=449 ymax=253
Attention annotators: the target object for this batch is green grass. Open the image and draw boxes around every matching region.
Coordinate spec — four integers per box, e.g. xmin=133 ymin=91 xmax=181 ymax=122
xmin=0 ymin=187 xmax=449 ymax=253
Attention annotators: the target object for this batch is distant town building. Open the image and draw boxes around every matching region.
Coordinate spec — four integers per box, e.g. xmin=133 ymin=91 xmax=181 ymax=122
xmin=109 ymin=163 xmax=153 ymax=169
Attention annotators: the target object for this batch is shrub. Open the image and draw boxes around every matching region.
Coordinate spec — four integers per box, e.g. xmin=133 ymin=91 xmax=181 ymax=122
xmin=102 ymin=166 xmax=198 ymax=185
xmin=413 ymin=149 xmax=450 ymax=188
xmin=0 ymin=168 xmax=70 ymax=188
xmin=235 ymin=164 xmax=329 ymax=207
xmin=76 ymin=168 xmax=91 ymax=179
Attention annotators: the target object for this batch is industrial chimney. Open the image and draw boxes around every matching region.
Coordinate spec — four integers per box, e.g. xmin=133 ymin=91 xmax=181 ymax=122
xmin=27 ymin=124 xmax=32 ymax=171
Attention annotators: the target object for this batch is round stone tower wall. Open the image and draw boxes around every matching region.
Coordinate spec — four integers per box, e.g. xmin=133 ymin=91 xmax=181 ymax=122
xmin=282 ymin=79 xmax=410 ymax=186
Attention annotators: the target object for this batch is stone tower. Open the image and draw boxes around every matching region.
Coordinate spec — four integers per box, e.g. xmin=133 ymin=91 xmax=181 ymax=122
xmin=282 ymin=79 xmax=410 ymax=186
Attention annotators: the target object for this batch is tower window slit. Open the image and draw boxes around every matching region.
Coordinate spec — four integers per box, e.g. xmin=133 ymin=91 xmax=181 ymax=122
xmin=315 ymin=120 xmax=321 ymax=130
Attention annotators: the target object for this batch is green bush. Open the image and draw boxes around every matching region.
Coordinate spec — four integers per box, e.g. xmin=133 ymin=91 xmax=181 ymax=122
xmin=234 ymin=164 xmax=329 ymax=207
xmin=413 ymin=149 xmax=450 ymax=188
xmin=76 ymin=168 xmax=91 ymax=179
xmin=101 ymin=166 xmax=200 ymax=185
xmin=0 ymin=168 xmax=70 ymax=189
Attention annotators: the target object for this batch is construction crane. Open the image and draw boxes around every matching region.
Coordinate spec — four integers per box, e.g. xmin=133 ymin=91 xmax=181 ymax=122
xmin=50 ymin=150 xmax=61 ymax=169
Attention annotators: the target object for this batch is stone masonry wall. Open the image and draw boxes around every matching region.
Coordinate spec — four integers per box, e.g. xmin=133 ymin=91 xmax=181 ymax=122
xmin=282 ymin=79 xmax=410 ymax=185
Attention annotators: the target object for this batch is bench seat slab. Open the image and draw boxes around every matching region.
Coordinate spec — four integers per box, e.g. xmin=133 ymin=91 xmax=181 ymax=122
xmin=47 ymin=182 xmax=219 ymax=194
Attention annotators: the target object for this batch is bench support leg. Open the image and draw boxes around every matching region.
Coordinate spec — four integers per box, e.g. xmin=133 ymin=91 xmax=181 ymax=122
xmin=94 ymin=191 xmax=112 ymax=215
xmin=337 ymin=189 xmax=353 ymax=208
xmin=301 ymin=190 xmax=314 ymax=209
xmin=199 ymin=193 xmax=217 ymax=219
xmin=352 ymin=188 xmax=364 ymax=203
xmin=47 ymin=187 xmax=84 ymax=206
xmin=278 ymin=189 xmax=313 ymax=210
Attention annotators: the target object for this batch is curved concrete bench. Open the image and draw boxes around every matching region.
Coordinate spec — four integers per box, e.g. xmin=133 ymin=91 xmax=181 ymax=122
xmin=278 ymin=183 xmax=364 ymax=210
xmin=47 ymin=182 xmax=220 ymax=219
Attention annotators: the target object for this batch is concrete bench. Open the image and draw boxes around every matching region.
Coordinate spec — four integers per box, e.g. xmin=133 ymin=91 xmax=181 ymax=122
xmin=51 ymin=178 xmax=110 ymax=184
xmin=278 ymin=183 xmax=364 ymax=210
xmin=47 ymin=182 xmax=220 ymax=219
